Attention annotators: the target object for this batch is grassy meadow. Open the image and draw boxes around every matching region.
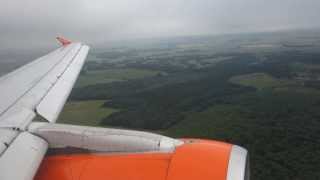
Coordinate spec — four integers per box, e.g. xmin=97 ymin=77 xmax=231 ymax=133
xmin=57 ymin=100 xmax=118 ymax=126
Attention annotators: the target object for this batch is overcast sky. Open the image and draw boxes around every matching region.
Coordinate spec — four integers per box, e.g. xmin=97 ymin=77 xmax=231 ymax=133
xmin=0 ymin=0 xmax=320 ymax=50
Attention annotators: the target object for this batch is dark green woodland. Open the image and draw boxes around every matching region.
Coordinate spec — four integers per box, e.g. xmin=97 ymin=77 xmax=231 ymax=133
xmin=64 ymin=30 xmax=320 ymax=180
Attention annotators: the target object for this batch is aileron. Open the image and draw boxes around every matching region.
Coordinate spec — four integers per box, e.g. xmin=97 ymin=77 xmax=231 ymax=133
xmin=37 ymin=45 xmax=89 ymax=122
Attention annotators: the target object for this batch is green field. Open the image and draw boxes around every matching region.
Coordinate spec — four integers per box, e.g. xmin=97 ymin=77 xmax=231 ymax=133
xmin=75 ymin=68 xmax=161 ymax=88
xmin=229 ymin=73 xmax=294 ymax=90
xmin=57 ymin=100 xmax=119 ymax=126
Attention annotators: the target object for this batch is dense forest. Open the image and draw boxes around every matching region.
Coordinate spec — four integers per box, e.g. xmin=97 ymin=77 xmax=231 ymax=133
xmin=66 ymin=33 xmax=320 ymax=180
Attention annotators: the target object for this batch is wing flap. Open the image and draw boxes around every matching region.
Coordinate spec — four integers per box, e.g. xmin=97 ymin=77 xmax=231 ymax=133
xmin=0 ymin=132 xmax=48 ymax=180
xmin=0 ymin=108 xmax=35 ymax=129
xmin=36 ymin=45 xmax=89 ymax=122
xmin=0 ymin=129 xmax=18 ymax=155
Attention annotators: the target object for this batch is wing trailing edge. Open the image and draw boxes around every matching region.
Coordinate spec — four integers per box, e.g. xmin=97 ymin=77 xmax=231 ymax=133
xmin=36 ymin=45 xmax=89 ymax=123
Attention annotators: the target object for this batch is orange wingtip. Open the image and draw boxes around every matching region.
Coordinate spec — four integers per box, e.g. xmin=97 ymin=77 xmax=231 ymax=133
xmin=56 ymin=37 xmax=72 ymax=46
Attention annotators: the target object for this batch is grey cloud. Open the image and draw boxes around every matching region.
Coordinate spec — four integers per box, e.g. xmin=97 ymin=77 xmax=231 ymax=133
xmin=0 ymin=0 xmax=320 ymax=50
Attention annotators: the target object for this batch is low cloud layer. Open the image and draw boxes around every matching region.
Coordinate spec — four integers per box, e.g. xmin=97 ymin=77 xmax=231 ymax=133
xmin=0 ymin=0 xmax=320 ymax=49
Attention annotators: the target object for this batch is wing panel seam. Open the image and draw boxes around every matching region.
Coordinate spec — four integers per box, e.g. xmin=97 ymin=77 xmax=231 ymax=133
xmin=36 ymin=45 xmax=84 ymax=109
xmin=0 ymin=46 xmax=76 ymax=119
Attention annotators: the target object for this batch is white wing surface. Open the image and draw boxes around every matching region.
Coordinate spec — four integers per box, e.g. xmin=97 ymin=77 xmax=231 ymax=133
xmin=0 ymin=40 xmax=89 ymax=129
xmin=0 ymin=38 xmax=90 ymax=180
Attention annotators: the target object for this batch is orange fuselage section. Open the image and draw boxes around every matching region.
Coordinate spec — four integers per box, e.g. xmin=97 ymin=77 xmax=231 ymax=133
xmin=34 ymin=139 xmax=232 ymax=180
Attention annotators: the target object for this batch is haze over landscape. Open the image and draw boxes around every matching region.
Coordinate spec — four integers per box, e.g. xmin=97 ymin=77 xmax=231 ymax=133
xmin=1 ymin=0 xmax=320 ymax=50
xmin=1 ymin=1 xmax=320 ymax=180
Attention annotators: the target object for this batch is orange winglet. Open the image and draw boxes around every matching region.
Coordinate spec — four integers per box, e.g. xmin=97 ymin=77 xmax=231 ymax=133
xmin=56 ymin=37 xmax=72 ymax=46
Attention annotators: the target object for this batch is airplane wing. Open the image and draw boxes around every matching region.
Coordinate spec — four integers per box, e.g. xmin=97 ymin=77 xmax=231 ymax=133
xmin=0 ymin=37 xmax=90 ymax=179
